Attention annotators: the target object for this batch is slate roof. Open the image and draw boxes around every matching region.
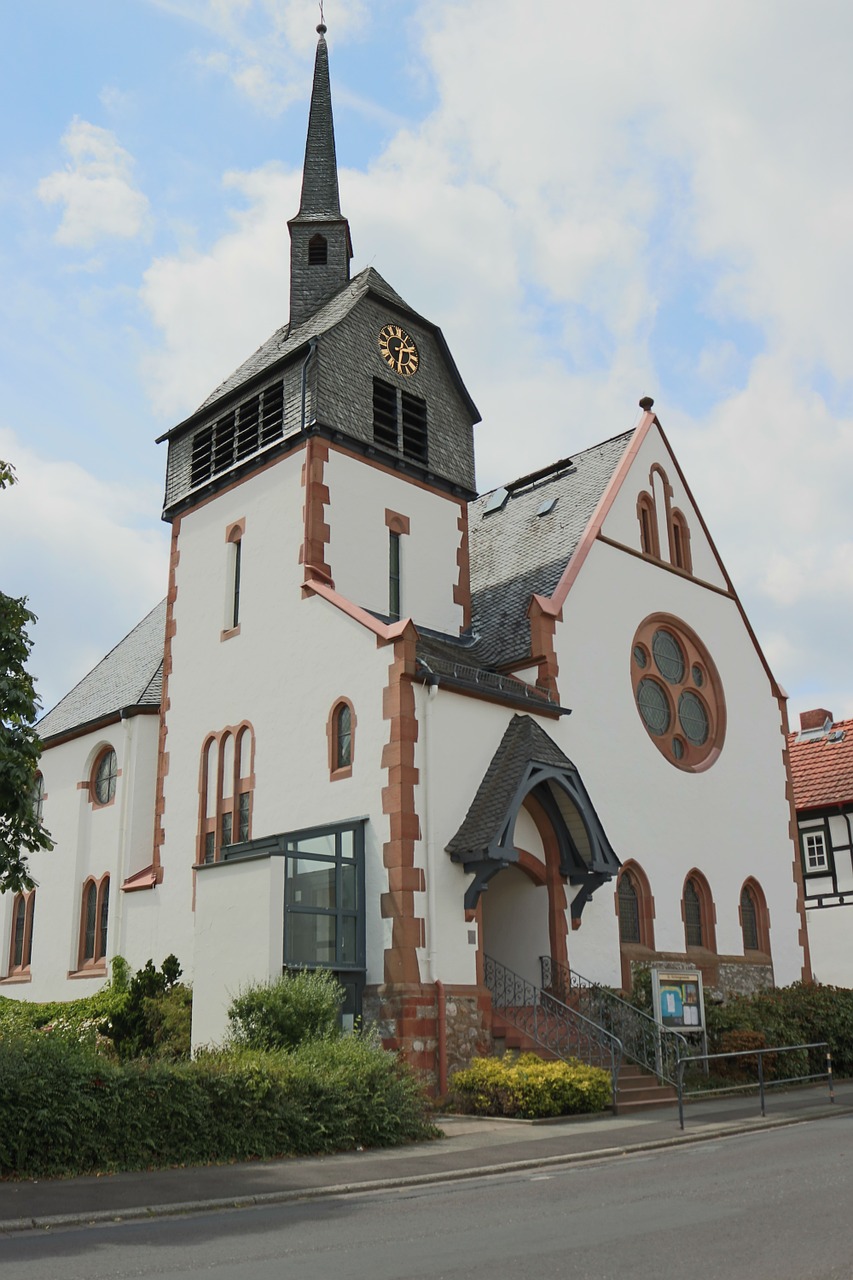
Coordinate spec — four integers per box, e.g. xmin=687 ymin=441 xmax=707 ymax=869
xmin=447 ymin=714 xmax=576 ymax=862
xmin=788 ymin=719 xmax=853 ymax=812
xmin=467 ymin=431 xmax=632 ymax=667
xmin=191 ymin=268 xmax=412 ymax=420
xmin=38 ymin=600 xmax=166 ymax=742
xmin=293 ymin=31 xmax=342 ymax=221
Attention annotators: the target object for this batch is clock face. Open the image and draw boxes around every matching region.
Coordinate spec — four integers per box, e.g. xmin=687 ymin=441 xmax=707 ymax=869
xmin=378 ymin=324 xmax=419 ymax=377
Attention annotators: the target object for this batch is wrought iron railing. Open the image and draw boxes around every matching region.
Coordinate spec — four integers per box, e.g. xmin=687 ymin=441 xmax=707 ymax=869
xmin=540 ymin=956 xmax=690 ymax=1087
xmin=484 ymin=955 xmax=623 ymax=1104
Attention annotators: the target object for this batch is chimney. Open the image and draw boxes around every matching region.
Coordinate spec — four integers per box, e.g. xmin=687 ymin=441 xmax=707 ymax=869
xmin=800 ymin=708 xmax=833 ymax=732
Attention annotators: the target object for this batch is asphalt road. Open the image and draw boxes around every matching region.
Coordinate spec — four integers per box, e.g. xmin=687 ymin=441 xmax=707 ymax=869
xmin=4 ymin=1117 xmax=853 ymax=1280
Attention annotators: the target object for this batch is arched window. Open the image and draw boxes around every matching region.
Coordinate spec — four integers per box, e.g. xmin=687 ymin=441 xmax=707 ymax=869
xmin=670 ymin=509 xmax=693 ymax=574
xmin=8 ymin=891 xmax=35 ymax=975
xmin=223 ymin=520 xmax=245 ymax=639
xmin=740 ymin=879 xmax=771 ymax=955
xmin=328 ymin=699 xmax=356 ymax=780
xmin=615 ymin=862 xmax=655 ymax=989
xmin=637 ymin=491 xmax=659 ymax=558
xmin=197 ymin=724 xmax=255 ymax=864
xmin=78 ymin=875 xmax=109 ymax=969
xmin=618 ymin=873 xmax=640 ymax=943
xmin=683 ymin=871 xmax=716 ymax=953
xmin=308 ymin=234 xmax=328 ymax=265
xmin=91 ymin=747 xmax=118 ymax=807
xmin=31 ymin=772 xmax=45 ymax=824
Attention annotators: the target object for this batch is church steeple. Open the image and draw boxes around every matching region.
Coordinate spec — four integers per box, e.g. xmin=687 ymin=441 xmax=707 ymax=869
xmin=288 ymin=22 xmax=353 ymax=328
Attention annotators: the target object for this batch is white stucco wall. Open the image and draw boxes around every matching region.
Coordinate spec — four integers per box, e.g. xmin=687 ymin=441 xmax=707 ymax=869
xmin=192 ymin=855 xmax=285 ymax=1047
xmin=158 ymin=448 xmax=396 ymax=994
xmin=805 ymin=904 xmax=853 ymax=987
xmin=602 ymin=425 xmax=728 ymax=591
xmin=0 ymin=712 xmax=160 ymax=1000
xmin=556 ymin=535 xmax=804 ymax=985
xmin=326 ymin=448 xmax=465 ymax=634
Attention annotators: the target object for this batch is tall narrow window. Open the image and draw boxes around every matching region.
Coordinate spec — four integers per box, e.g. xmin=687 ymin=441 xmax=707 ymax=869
xmin=232 ymin=538 xmax=242 ymax=628
xmin=740 ymin=886 xmax=758 ymax=951
xmin=670 ymin=510 xmax=693 ymax=574
xmin=683 ymin=871 xmax=716 ymax=952
xmin=223 ymin=521 xmax=245 ymax=639
xmin=684 ymin=878 xmax=702 ymax=947
xmin=617 ymin=873 xmax=640 ymax=944
xmin=329 ymin=699 xmax=356 ymax=779
xmin=637 ymin=492 xmax=659 ymax=558
xmin=740 ymin=879 xmax=770 ymax=955
xmin=389 ymin=531 xmax=401 ymax=621
xmin=8 ymin=891 xmax=35 ymax=975
xmin=31 ymin=772 xmax=45 ymax=824
xmin=78 ymin=876 xmax=109 ymax=970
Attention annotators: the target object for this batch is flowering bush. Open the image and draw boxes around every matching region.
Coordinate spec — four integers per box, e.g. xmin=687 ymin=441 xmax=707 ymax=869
xmin=449 ymin=1053 xmax=612 ymax=1118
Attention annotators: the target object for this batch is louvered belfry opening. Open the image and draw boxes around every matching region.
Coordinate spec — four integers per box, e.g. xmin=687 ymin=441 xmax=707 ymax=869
xmin=308 ymin=234 xmax=328 ymax=265
xmin=190 ymin=381 xmax=285 ymax=488
xmin=372 ymin=378 xmax=428 ymax=465
xmin=401 ymin=391 xmax=427 ymax=463
xmin=372 ymin=378 xmax=398 ymax=450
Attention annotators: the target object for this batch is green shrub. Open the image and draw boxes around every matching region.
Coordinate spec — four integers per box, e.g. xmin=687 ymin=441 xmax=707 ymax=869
xmin=102 ymin=956 xmax=191 ymax=1061
xmin=0 ymin=1029 xmax=437 ymax=1177
xmin=449 ymin=1053 xmax=612 ymax=1119
xmin=706 ymin=983 xmax=853 ymax=1079
xmin=0 ymin=956 xmax=129 ymax=1044
xmin=227 ymin=969 xmax=344 ymax=1051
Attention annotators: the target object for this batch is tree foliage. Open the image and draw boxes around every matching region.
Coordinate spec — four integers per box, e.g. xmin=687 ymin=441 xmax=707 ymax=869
xmin=0 ymin=458 xmax=52 ymax=892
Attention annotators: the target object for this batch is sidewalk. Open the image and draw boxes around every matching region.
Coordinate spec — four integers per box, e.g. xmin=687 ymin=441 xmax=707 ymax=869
xmin=2 ymin=1080 xmax=851 ymax=1234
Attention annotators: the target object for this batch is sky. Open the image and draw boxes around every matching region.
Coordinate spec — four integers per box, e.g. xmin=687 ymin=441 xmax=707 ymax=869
xmin=1 ymin=0 xmax=852 ymax=728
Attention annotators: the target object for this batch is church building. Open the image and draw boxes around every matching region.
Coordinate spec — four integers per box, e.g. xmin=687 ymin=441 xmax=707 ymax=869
xmin=4 ymin=27 xmax=811 ymax=1080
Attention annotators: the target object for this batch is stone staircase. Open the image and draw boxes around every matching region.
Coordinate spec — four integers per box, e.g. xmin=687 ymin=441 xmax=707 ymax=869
xmin=491 ymin=1007 xmax=676 ymax=1114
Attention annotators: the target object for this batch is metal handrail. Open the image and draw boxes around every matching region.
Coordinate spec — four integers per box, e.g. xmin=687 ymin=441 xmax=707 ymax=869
xmin=540 ymin=956 xmax=690 ymax=1087
xmin=675 ymin=1042 xmax=834 ymax=1129
xmin=484 ymin=954 xmax=623 ymax=1108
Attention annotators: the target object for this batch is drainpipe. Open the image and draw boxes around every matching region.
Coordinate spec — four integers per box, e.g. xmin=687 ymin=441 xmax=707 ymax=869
xmin=300 ymin=338 xmax=318 ymax=431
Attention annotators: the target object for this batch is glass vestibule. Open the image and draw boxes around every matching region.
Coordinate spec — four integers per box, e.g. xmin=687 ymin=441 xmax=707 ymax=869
xmin=282 ymin=821 xmax=366 ymax=1028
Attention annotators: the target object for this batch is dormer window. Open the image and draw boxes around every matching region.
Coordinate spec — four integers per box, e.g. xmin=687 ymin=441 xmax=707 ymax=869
xmin=308 ymin=234 xmax=328 ymax=265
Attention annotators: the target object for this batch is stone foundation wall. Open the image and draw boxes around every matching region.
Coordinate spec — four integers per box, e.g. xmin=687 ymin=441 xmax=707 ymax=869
xmin=363 ymin=982 xmax=491 ymax=1091
xmin=630 ymin=953 xmax=775 ymax=1003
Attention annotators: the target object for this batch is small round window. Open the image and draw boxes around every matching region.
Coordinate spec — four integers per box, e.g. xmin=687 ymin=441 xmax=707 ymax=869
xmin=93 ymin=749 xmax=118 ymax=805
xmin=631 ymin=616 xmax=725 ymax=771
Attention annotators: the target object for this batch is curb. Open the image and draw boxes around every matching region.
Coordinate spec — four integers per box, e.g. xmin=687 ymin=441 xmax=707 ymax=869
xmin=2 ymin=1105 xmax=849 ymax=1236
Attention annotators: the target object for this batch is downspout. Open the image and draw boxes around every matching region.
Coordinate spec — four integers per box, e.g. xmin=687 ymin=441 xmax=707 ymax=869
xmin=300 ymin=337 xmax=318 ymax=431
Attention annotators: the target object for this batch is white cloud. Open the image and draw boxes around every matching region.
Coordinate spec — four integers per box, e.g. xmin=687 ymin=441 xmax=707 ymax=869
xmin=150 ymin=0 xmax=369 ymax=115
xmin=0 ymin=427 xmax=169 ymax=715
xmin=134 ymin=0 xmax=853 ymax=723
xmin=37 ymin=118 xmax=150 ymax=248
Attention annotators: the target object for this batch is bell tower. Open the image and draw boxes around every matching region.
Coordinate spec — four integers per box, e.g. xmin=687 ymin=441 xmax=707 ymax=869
xmin=287 ymin=22 xmax=353 ymax=327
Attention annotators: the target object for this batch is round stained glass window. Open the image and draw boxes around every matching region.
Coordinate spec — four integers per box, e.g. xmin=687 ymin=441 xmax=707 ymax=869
xmin=652 ymin=630 xmax=685 ymax=683
xmin=679 ymin=691 xmax=709 ymax=745
xmin=93 ymin=749 xmax=117 ymax=805
xmin=631 ymin=615 xmax=725 ymax=771
xmin=637 ymin=679 xmax=670 ymax=735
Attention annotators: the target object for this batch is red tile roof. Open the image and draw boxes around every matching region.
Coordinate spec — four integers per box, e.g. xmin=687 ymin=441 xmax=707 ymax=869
xmin=788 ymin=718 xmax=853 ymax=812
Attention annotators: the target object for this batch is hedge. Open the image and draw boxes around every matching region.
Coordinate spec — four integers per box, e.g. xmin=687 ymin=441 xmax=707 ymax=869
xmin=449 ymin=1053 xmax=612 ymax=1119
xmin=0 ymin=1032 xmax=438 ymax=1178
